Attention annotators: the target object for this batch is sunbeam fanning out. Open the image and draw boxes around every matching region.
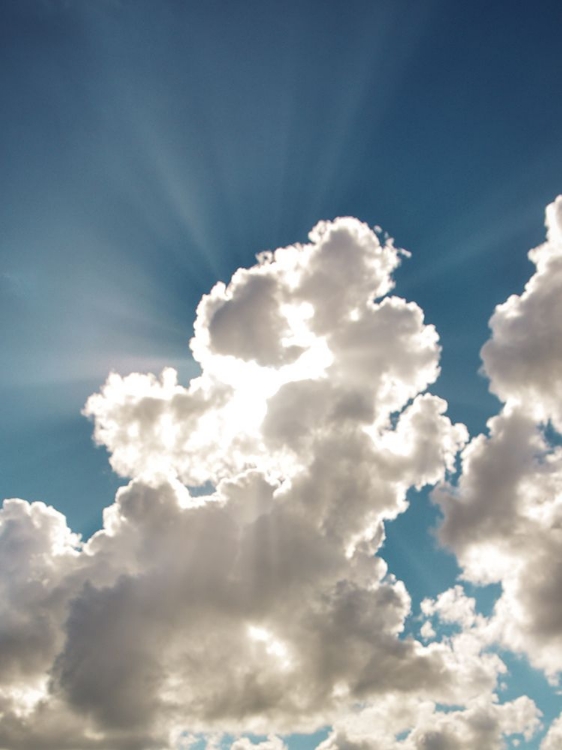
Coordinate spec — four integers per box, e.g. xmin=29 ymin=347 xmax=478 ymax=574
xmin=2 ymin=202 xmax=562 ymax=748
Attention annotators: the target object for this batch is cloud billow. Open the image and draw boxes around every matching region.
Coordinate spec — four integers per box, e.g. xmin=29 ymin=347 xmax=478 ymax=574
xmin=435 ymin=197 xmax=562 ymax=681
xmin=3 ymin=206 xmax=562 ymax=749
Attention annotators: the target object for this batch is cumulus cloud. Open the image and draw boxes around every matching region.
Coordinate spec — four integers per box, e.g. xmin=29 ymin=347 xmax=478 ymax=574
xmin=541 ymin=712 xmax=562 ymax=750
xmin=314 ymin=586 xmax=541 ymax=749
xmin=316 ymin=693 xmax=540 ymax=750
xmin=435 ymin=196 xmax=562 ymax=679
xmin=1 ymin=212 xmax=555 ymax=748
xmin=230 ymin=736 xmax=288 ymax=750
xmin=481 ymin=194 xmax=562 ymax=429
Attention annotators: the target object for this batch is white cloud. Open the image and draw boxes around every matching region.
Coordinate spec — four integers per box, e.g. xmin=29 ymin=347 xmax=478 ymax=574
xmin=2 ymin=210 xmax=556 ymax=748
xmin=0 ymin=500 xmax=80 ymax=689
xmin=435 ymin=196 xmax=562 ymax=679
xmin=481 ymin=194 xmax=562 ymax=430
xmin=541 ymin=712 xmax=562 ymax=750
xmin=230 ymin=735 xmax=288 ymax=750
xmin=315 ymin=693 xmax=540 ymax=750
xmin=315 ymin=585 xmax=541 ymax=748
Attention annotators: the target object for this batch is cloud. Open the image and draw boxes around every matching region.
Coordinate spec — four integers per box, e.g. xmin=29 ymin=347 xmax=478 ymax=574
xmin=2 ymin=211 xmax=557 ymax=748
xmin=316 ymin=694 xmax=540 ymax=750
xmin=435 ymin=196 xmax=562 ymax=679
xmin=0 ymin=500 xmax=80 ymax=687
xmin=541 ymin=712 xmax=562 ymax=750
xmin=316 ymin=587 xmax=542 ymax=749
xmin=480 ymin=195 xmax=562 ymax=429
xmin=230 ymin=736 xmax=288 ymax=750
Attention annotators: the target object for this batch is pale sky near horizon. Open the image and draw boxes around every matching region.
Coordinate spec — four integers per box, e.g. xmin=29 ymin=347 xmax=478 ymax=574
xmin=1 ymin=2 xmax=562 ymax=749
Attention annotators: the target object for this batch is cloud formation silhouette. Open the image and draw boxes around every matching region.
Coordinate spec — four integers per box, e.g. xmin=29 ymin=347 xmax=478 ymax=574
xmin=2 ymin=206 xmax=561 ymax=748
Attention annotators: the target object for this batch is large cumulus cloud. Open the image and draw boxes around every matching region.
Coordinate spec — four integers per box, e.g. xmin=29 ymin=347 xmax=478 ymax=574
xmin=1 ymin=213 xmax=553 ymax=749
xmin=435 ymin=196 xmax=562 ymax=681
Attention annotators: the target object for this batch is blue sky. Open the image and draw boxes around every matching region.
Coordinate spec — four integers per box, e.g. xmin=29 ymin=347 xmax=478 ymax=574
xmin=1 ymin=1 xmax=562 ymax=749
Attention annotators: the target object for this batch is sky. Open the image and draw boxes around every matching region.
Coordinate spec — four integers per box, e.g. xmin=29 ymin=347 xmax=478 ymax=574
xmin=1 ymin=1 xmax=562 ymax=748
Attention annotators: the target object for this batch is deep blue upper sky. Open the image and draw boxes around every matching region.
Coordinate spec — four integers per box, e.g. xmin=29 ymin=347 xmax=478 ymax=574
xmin=1 ymin=0 xmax=561 ymax=535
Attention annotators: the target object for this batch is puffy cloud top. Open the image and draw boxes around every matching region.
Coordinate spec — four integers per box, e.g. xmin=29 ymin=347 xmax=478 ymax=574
xmin=481 ymin=195 xmax=562 ymax=429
